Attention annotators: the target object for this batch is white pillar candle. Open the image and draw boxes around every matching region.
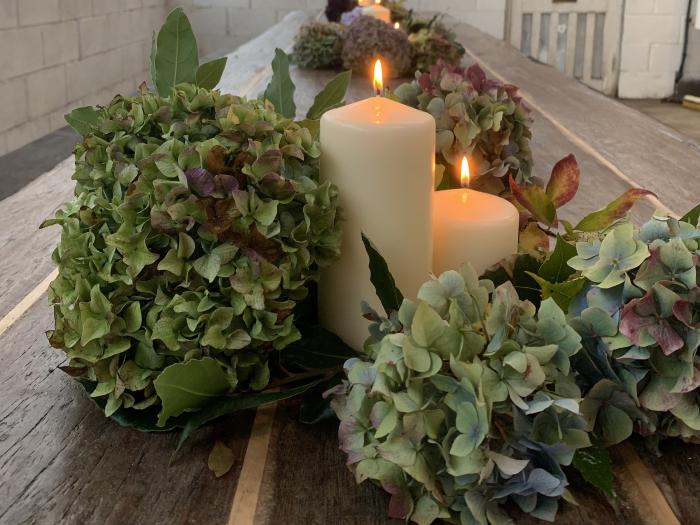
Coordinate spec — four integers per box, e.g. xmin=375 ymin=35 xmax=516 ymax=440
xmin=357 ymin=0 xmax=372 ymax=6
xmin=433 ymin=158 xmax=519 ymax=275
xmin=362 ymin=1 xmax=391 ymax=23
xmin=319 ymin=62 xmax=435 ymax=350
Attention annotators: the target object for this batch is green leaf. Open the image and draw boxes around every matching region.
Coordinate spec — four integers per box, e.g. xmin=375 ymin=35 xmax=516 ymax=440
xmin=528 ymin=274 xmax=587 ymax=312
xmin=509 ymin=176 xmax=556 ymax=226
xmin=149 ymin=30 xmax=158 ymax=90
xmin=65 ymin=106 xmax=100 ymax=136
xmin=575 ymin=189 xmax=655 ymax=232
xmin=177 ymin=380 xmax=321 ymax=449
xmin=154 ymin=357 xmax=230 ymax=427
xmin=264 ymin=48 xmax=296 ymax=118
xmin=306 ymin=70 xmax=352 ymax=120
xmin=196 ymin=57 xmax=227 ymax=89
xmin=361 ymin=233 xmax=404 ymax=314
xmin=153 ymin=8 xmax=199 ymax=96
xmin=298 ymin=374 xmax=342 ymax=425
xmin=681 ymin=202 xmax=700 ymax=226
xmin=208 ymin=440 xmax=235 ymax=478
xmin=599 ymin=405 xmax=633 ymax=445
xmin=282 ymin=325 xmax=358 ymax=370
xmin=75 ymin=379 xmax=185 ymax=432
xmin=539 ymin=235 xmax=577 ymax=283
xmin=572 ymin=445 xmax=615 ymax=497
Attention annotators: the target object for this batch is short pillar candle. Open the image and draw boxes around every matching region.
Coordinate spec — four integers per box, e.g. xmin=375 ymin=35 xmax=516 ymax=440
xmin=433 ymin=158 xmax=520 ymax=275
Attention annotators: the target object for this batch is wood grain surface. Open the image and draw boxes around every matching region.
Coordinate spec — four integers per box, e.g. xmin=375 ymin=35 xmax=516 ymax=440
xmin=1 ymin=10 xmax=699 ymax=525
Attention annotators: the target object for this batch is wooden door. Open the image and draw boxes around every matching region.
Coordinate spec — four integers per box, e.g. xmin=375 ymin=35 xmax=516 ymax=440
xmin=507 ymin=0 xmax=623 ymax=95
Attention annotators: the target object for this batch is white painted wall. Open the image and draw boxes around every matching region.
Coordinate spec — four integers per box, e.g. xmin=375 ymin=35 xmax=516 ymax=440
xmin=0 ymin=0 xmax=167 ymax=156
xmin=683 ymin=0 xmax=700 ymax=79
xmin=618 ymin=0 xmax=689 ymax=98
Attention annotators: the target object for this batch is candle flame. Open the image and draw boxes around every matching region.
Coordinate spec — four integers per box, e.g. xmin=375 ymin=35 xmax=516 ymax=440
xmin=373 ymin=59 xmax=383 ymax=95
xmin=375 ymin=0 xmax=381 ymax=4
xmin=394 ymin=21 xmax=400 ymax=29
xmin=460 ymin=156 xmax=470 ymax=188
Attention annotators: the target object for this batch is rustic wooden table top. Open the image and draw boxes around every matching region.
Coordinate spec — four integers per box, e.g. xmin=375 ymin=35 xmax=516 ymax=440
xmin=1 ymin=10 xmax=700 ymax=525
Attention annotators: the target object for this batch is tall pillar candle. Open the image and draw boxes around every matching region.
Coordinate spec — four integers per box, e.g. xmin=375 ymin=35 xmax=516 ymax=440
xmin=319 ymin=79 xmax=435 ymax=350
xmin=433 ymin=158 xmax=520 ymax=275
xmin=362 ymin=1 xmax=391 ymax=23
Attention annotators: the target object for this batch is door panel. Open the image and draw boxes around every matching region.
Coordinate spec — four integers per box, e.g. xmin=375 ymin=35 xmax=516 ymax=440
xmin=507 ymin=0 xmax=623 ymax=95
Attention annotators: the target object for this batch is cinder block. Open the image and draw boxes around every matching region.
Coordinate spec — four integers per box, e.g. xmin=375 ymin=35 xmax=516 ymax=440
xmin=60 ymin=0 xmax=93 ymax=20
xmin=227 ymin=7 xmax=276 ymax=37
xmin=618 ymin=71 xmax=675 ymax=98
xmin=66 ymin=48 xmax=124 ymax=101
xmin=623 ymin=14 xmax=681 ymax=44
xmin=18 ymin=0 xmax=61 ymax=25
xmin=251 ymin=0 xmax=307 ymax=8
xmin=197 ymin=32 xmax=248 ymax=59
xmin=620 ymin=43 xmax=651 ymax=72
xmin=42 ymin=20 xmax=80 ymax=67
xmin=194 ymin=0 xmax=248 ymax=6
xmin=5 ymin=116 xmax=51 ymax=153
xmin=48 ymin=101 xmax=78 ymax=132
xmin=0 ymin=0 xmax=18 ymax=29
xmin=78 ymin=15 xmax=111 ymax=56
xmin=186 ymin=6 xmax=228 ymax=37
xmin=649 ymin=42 xmax=683 ymax=72
xmin=121 ymin=41 xmax=149 ymax=80
xmin=93 ymin=0 xmax=142 ymax=15
xmin=26 ymin=64 xmax=67 ymax=118
xmin=0 ymin=133 xmax=8 ymax=156
xmin=0 ymin=76 xmax=28 ymax=132
xmin=0 ymin=26 xmax=44 ymax=78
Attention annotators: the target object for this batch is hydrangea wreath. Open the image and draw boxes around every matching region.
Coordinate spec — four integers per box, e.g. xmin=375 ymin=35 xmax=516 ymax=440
xmin=44 ymin=8 xmax=354 ymax=438
xmin=46 ymin=7 xmax=700 ymax=523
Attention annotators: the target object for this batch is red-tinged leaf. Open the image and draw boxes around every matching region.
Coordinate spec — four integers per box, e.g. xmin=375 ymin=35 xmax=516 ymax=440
xmin=385 ymin=485 xmax=412 ymax=519
xmin=621 ymin=291 xmax=684 ymax=355
xmin=648 ymin=320 xmax=684 ymax=355
xmin=519 ymin=222 xmax=550 ymax=259
xmin=509 ymin=177 xmax=556 ymax=226
xmin=673 ymin=300 xmax=698 ymax=328
xmin=505 ymin=195 xmax=532 ymax=229
xmin=546 ymin=154 xmax=580 ymax=208
xmin=575 ymin=189 xmax=655 ymax=232
xmin=620 ymin=293 xmax=656 ymax=344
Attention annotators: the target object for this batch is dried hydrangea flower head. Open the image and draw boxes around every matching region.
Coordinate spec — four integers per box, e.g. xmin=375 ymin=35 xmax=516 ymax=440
xmin=331 ymin=264 xmax=589 ymax=524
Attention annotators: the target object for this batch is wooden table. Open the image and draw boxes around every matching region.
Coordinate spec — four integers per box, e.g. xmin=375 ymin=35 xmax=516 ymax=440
xmin=1 ymin=11 xmax=700 ymax=525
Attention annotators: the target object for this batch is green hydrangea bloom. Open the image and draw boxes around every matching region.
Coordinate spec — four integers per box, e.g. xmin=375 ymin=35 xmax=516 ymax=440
xmin=43 ymin=83 xmax=342 ymax=424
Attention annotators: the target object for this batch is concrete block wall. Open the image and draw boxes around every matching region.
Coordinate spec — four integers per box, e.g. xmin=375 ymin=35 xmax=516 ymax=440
xmin=0 ymin=0 xmax=506 ymax=156
xmin=168 ymin=0 xmax=326 ymax=59
xmin=618 ymin=0 xmax=689 ymax=98
xmin=0 ymin=0 xmax=167 ymax=156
